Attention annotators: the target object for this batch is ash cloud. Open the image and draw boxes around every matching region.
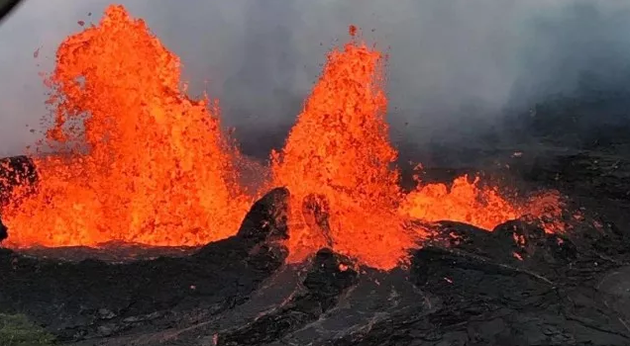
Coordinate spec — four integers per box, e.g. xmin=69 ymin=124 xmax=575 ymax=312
xmin=0 ymin=0 xmax=629 ymax=159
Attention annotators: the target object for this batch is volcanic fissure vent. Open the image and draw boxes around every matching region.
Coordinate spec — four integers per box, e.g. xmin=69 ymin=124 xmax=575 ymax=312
xmin=0 ymin=5 xmax=565 ymax=270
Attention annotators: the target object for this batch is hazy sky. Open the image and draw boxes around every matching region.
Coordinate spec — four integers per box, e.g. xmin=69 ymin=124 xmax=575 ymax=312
xmin=1 ymin=0 xmax=630 ymax=157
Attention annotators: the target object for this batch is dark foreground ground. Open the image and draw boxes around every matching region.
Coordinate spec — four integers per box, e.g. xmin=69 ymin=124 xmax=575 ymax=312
xmin=1 ymin=140 xmax=630 ymax=346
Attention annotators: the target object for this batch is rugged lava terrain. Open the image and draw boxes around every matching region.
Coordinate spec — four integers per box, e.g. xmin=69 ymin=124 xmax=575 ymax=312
xmin=3 ymin=4 xmax=630 ymax=345
xmin=2 ymin=150 xmax=630 ymax=346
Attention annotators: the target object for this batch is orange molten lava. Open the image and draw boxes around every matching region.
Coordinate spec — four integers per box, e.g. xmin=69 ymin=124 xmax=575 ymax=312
xmin=399 ymin=175 xmax=564 ymax=233
xmin=400 ymin=175 xmax=521 ymax=230
xmin=272 ymin=30 xmax=564 ymax=269
xmin=271 ymin=36 xmax=421 ymax=269
xmin=2 ymin=6 xmax=250 ymax=247
xmin=1 ymin=7 xmax=565 ymax=271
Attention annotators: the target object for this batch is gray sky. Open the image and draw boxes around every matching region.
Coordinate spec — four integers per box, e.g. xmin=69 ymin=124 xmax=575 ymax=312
xmin=1 ymin=0 xmax=630 ymax=157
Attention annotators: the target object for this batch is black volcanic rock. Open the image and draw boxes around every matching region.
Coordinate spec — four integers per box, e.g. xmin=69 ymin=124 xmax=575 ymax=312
xmin=398 ymin=244 xmax=628 ymax=346
xmin=217 ymin=248 xmax=358 ymax=346
xmin=325 ymin=220 xmax=629 ymax=346
xmin=0 ymin=217 xmax=6 ymax=243
xmin=429 ymin=220 xmax=577 ymax=270
xmin=0 ymin=187 xmax=290 ymax=343
xmin=2 ymin=184 xmax=630 ymax=345
xmin=492 ymin=220 xmax=578 ymax=267
xmin=377 ymin=220 xmax=629 ymax=346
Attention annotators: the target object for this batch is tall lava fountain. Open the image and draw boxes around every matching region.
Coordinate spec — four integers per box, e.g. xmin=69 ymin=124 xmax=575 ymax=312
xmin=1 ymin=6 xmax=250 ymax=247
xmin=272 ymin=27 xmax=418 ymax=269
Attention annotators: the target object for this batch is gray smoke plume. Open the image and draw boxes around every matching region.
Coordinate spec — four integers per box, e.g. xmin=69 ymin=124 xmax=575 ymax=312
xmin=1 ymin=0 xmax=629 ymax=159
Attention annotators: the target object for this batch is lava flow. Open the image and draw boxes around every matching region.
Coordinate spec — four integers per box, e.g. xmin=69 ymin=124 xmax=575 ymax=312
xmin=1 ymin=6 xmax=565 ymax=271
xmin=1 ymin=5 xmax=250 ymax=247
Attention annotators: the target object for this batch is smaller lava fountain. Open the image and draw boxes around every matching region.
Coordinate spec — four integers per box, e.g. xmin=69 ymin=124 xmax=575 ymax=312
xmin=271 ymin=28 xmax=417 ymax=269
xmin=400 ymin=175 xmax=565 ymax=235
xmin=0 ymin=6 xmax=565 ymax=271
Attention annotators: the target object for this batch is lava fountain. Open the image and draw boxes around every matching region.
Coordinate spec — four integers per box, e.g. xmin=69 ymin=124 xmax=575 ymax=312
xmin=400 ymin=175 xmax=565 ymax=234
xmin=1 ymin=5 xmax=250 ymax=247
xmin=272 ymin=27 xmax=419 ymax=269
xmin=272 ymin=27 xmax=564 ymax=269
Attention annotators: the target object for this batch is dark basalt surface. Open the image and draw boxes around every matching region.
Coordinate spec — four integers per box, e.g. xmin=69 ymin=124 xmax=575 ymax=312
xmin=0 ymin=187 xmax=290 ymax=343
xmin=1 ymin=149 xmax=630 ymax=345
xmin=0 ymin=217 xmax=6 ymax=242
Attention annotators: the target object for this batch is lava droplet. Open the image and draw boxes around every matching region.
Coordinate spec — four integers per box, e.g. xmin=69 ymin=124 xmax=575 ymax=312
xmin=349 ymin=24 xmax=357 ymax=37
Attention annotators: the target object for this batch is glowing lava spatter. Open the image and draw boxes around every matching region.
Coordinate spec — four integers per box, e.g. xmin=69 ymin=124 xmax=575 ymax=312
xmin=2 ymin=5 xmax=250 ymax=247
xmin=272 ymin=34 xmax=421 ymax=269
xmin=399 ymin=175 xmax=565 ymax=233
xmin=400 ymin=175 xmax=521 ymax=231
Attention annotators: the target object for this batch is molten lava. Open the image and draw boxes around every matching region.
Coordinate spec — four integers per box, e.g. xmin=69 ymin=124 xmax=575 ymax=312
xmin=1 ymin=6 xmax=565 ymax=271
xmin=271 ymin=32 xmax=564 ymax=269
xmin=400 ymin=175 xmax=521 ymax=231
xmin=399 ymin=175 xmax=565 ymax=233
xmin=2 ymin=5 xmax=250 ymax=247
xmin=272 ymin=36 xmax=418 ymax=269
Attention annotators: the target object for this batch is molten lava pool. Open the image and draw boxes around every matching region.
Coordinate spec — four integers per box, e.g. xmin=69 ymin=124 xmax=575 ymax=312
xmin=0 ymin=6 xmax=565 ymax=270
